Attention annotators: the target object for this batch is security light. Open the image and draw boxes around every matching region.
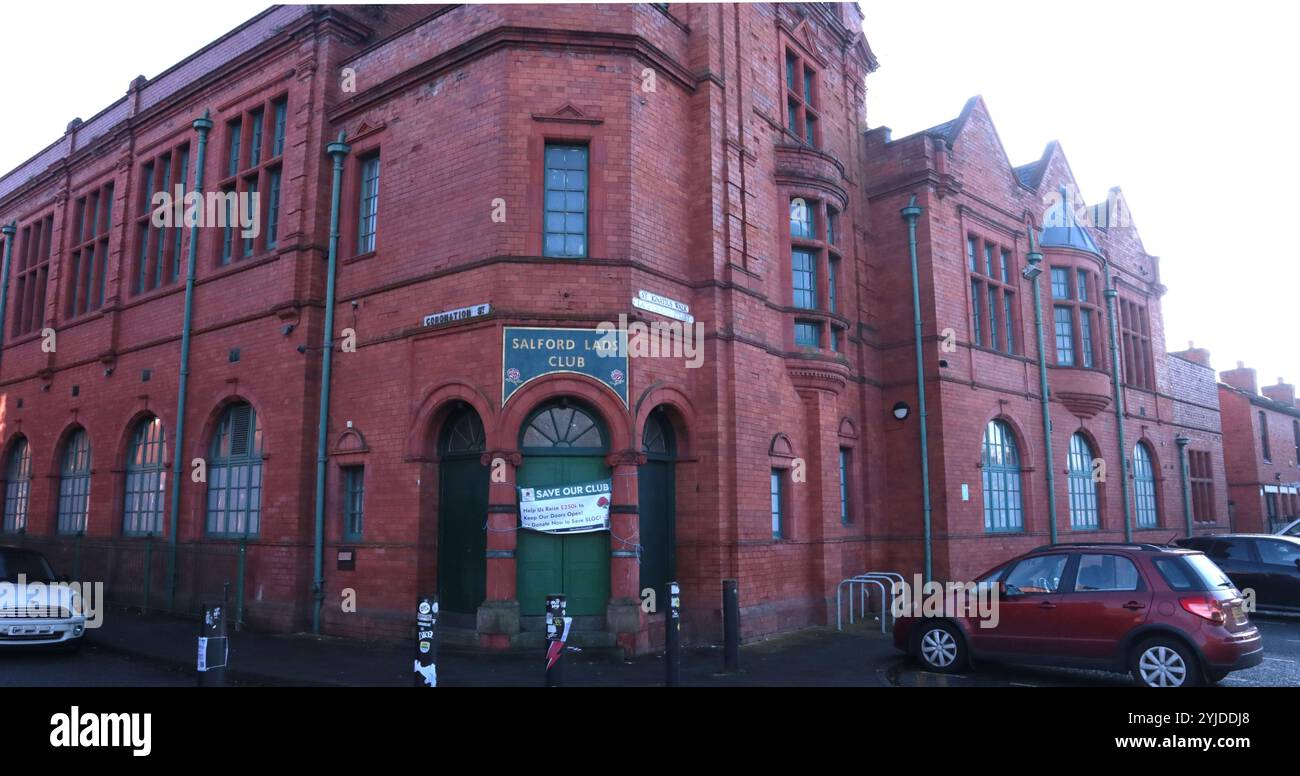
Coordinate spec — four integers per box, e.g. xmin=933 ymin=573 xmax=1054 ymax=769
xmin=892 ymin=401 xmax=910 ymax=420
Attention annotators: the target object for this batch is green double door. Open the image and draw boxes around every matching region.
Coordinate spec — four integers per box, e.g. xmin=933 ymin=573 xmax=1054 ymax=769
xmin=516 ymin=454 xmax=610 ymax=616
xmin=438 ymin=455 xmax=489 ymax=615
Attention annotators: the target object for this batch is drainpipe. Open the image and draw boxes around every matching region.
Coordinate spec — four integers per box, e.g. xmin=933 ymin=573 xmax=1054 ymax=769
xmin=312 ymin=132 xmax=351 ymax=635
xmin=901 ymin=196 xmax=932 ymax=582
xmin=1175 ymin=434 xmax=1193 ymax=537
xmin=1101 ymin=261 xmax=1134 ymax=541
xmin=167 ymin=110 xmax=213 ymax=609
xmin=0 ymin=222 xmax=15 ymax=366
xmin=1024 ymin=230 xmax=1058 ymax=543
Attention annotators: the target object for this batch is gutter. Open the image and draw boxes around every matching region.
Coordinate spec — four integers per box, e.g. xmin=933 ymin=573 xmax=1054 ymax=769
xmin=1023 ymin=229 xmax=1058 ymax=543
xmin=901 ymin=195 xmax=933 ymax=582
xmin=1101 ymin=259 xmax=1135 ymax=541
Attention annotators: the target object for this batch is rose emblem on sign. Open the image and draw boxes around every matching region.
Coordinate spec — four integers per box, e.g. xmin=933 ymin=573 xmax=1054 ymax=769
xmin=505 ymin=367 xmax=522 ymax=385
xmin=610 ymin=369 xmax=624 ymax=386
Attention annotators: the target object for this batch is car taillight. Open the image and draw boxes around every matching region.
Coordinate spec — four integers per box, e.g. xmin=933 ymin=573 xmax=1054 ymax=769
xmin=1180 ymin=596 xmax=1225 ymax=624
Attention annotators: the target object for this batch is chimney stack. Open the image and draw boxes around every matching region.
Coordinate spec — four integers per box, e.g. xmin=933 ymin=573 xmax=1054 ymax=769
xmin=1262 ymin=377 xmax=1296 ymax=407
xmin=1171 ymin=340 xmax=1211 ymax=367
xmin=1220 ymin=361 xmax=1258 ymax=394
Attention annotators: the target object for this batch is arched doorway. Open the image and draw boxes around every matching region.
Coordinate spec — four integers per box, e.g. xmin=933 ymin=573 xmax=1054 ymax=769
xmin=516 ymin=400 xmax=610 ymax=618
xmin=437 ymin=406 xmax=488 ymax=616
xmin=638 ymin=408 xmax=677 ymax=598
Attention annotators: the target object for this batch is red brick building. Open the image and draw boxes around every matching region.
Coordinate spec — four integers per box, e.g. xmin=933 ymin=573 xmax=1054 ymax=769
xmin=0 ymin=3 xmax=1230 ymax=653
xmin=1218 ymin=364 xmax=1300 ymax=532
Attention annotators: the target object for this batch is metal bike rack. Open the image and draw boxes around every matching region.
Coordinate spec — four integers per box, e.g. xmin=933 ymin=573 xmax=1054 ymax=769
xmin=836 ymin=571 xmax=905 ymax=633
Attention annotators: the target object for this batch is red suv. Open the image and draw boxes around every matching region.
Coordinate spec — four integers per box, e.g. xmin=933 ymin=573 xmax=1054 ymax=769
xmin=893 ymin=543 xmax=1263 ymax=687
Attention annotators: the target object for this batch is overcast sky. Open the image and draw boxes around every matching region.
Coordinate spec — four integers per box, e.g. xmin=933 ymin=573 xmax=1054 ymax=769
xmin=3 ymin=1 xmax=1295 ymax=390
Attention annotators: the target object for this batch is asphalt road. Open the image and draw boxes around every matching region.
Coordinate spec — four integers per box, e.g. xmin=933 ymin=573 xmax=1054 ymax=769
xmin=887 ymin=612 xmax=1300 ymax=687
xmin=0 ymin=644 xmax=196 ymax=687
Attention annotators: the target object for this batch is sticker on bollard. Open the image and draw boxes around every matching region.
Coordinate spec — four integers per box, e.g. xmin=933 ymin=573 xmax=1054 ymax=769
xmin=197 ymin=601 xmax=229 ymax=686
xmin=413 ymin=596 xmax=439 ymax=687
xmin=544 ymin=594 xmax=571 ymax=687
xmin=665 ymin=581 xmax=681 ymax=687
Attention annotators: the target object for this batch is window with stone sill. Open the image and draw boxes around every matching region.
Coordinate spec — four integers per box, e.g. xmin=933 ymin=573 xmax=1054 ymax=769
xmin=784 ymin=49 xmax=820 ymax=148
xmin=1049 ymin=264 xmax=1102 ymax=368
xmin=11 ymin=214 xmax=53 ymax=337
xmin=1119 ymin=295 xmax=1155 ymax=389
xmin=1188 ymin=449 xmax=1216 ymax=522
xmin=217 ymin=94 xmax=288 ymax=265
xmin=67 ymin=181 xmax=114 ymax=318
xmin=967 ymin=235 xmax=1017 ymax=355
xmin=135 ymin=146 xmax=188 ymax=293
xmin=789 ymin=197 xmax=846 ymax=350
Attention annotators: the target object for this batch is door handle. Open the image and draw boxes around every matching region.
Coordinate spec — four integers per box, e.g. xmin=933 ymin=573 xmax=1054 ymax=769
xmin=1123 ymin=601 xmax=1146 ymax=610
xmin=1038 ymin=601 xmax=1056 ymax=609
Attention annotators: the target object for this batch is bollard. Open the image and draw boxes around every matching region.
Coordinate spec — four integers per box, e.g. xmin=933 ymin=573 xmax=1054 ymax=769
xmin=544 ymin=594 xmax=569 ymax=687
xmin=413 ymin=596 xmax=439 ymax=687
xmin=235 ymin=536 xmax=247 ymax=631
xmin=722 ymin=578 xmax=740 ymax=673
xmin=197 ymin=591 xmax=229 ymax=687
xmin=72 ymin=530 xmax=83 ymax=583
xmin=665 ymin=580 xmax=681 ymax=687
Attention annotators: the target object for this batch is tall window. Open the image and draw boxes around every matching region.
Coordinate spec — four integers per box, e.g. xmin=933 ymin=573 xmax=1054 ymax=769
xmin=543 ymin=144 xmax=587 ymax=258
xmin=1189 ymin=449 xmax=1216 ymax=523
xmin=67 ymin=182 xmax=114 ymax=317
xmin=207 ymin=403 xmax=264 ymax=536
xmin=1133 ymin=442 xmax=1159 ymax=528
xmin=838 ymin=448 xmax=851 ymax=525
xmin=57 ymin=429 xmax=92 ymax=535
xmin=770 ymin=469 xmax=785 ymax=539
xmin=788 ymin=197 xmax=845 ymax=349
xmin=12 ymin=214 xmax=53 ymax=337
xmin=968 ymin=237 xmax=1016 ymax=354
xmin=784 ymin=48 xmax=820 ymax=147
xmin=981 ymin=421 xmax=1024 ymax=532
xmin=1050 ymin=266 xmax=1101 ymax=368
xmin=1293 ymin=420 xmax=1299 ymax=465
xmin=1068 ymin=433 xmax=1100 ymax=530
xmin=218 ymin=95 xmax=288 ymax=263
xmin=357 ymin=153 xmax=381 ymax=255
xmin=1119 ymin=297 xmax=1155 ymax=389
xmin=2 ymin=438 xmax=31 ymax=533
xmin=342 ymin=466 xmax=364 ymax=540
xmin=123 ymin=417 xmax=167 ymax=535
xmin=135 ymin=146 xmax=189 ymax=292
xmin=1259 ymin=411 xmax=1271 ymax=461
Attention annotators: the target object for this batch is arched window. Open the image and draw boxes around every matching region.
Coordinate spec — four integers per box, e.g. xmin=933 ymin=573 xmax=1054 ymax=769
xmin=124 ymin=416 xmax=167 ymax=535
xmin=981 ymin=421 xmax=1024 ymax=532
xmin=521 ymin=403 xmax=605 ymax=451
xmin=58 ymin=428 xmax=92 ymax=534
xmin=440 ymin=407 xmax=486 ymax=456
xmin=206 ymin=403 xmax=263 ymax=536
xmin=3 ymin=437 xmax=32 ymax=533
xmin=1068 ymin=433 xmax=1100 ymax=530
xmin=1133 ymin=442 xmax=1159 ymax=529
xmin=641 ymin=412 xmax=675 ymax=459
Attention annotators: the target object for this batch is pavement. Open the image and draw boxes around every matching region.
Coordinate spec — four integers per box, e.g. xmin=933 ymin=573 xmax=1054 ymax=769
xmin=74 ymin=605 xmax=901 ymax=687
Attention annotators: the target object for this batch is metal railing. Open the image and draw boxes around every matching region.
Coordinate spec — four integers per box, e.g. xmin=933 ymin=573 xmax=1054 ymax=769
xmin=836 ymin=571 xmax=904 ymax=633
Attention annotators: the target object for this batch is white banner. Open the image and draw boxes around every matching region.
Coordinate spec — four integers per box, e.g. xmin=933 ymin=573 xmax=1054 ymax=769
xmin=518 ymin=479 xmax=612 ymax=534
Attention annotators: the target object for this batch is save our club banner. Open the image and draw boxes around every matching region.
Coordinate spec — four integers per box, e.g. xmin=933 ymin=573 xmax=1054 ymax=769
xmin=518 ymin=479 xmax=612 ymax=533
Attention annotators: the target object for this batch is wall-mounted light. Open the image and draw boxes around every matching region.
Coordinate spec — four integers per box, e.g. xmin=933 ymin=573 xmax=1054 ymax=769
xmin=892 ymin=401 xmax=910 ymax=421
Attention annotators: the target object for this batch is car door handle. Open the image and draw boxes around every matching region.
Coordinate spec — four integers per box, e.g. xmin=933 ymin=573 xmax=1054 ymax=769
xmin=1038 ymin=602 xmax=1056 ymax=609
xmin=1123 ymin=601 xmax=1146 ymax=610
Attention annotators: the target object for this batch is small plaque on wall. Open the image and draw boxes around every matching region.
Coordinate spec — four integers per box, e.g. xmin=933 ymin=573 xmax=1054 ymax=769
xmin=337 ymin=548 xmax=356 ymax=571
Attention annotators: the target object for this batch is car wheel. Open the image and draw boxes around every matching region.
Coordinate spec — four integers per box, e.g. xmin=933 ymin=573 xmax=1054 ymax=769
xmin=915 ymin=622 xmax=966 ymax=673
xmin=1132 ymin=638 xmax=1199 ymax=688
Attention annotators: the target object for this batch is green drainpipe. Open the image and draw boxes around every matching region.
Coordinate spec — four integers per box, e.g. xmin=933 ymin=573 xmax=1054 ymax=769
xmin=1101 ymin=261 xmax=1134 ymax=542
xmin=167 ymin=110 xmax=214 ymax=609
xmin=901 ymin=196 xmax=933 ymax=582
xmin=1175 ymin=434 xmax=1193 ymax=537
xmin=0 ymin=221 xmax=16 ymax=363
xmin=1025 ymin=230 xmax=1058 ymax=543
xmin=313 ymin=132 xmax=351 ymax=635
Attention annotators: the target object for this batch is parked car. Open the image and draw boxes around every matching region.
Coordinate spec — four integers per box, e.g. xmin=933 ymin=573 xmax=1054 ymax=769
xmin=1275 ymin=517 xmax=1300 ymax=538
xmin=894 ymin=542 xmax=1263 ymax=687
xmin=0 ymin=546 xmax=86 ymax=649
xmin=1174 ymin=534 xmax=1300 ymax=612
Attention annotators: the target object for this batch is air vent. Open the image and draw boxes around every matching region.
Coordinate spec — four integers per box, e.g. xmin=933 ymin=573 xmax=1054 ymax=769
xmin=229 ymin=404 xmax=252 ymax=457
xmin=229 ymin=348 xmax=241 ymax=363
xmin=141 ymin=369 xmax=151 ymax=382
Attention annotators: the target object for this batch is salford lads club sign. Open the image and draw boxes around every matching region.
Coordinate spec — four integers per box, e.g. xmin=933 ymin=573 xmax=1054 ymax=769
xmin=502 ymin=327 xmax=629 ymax=406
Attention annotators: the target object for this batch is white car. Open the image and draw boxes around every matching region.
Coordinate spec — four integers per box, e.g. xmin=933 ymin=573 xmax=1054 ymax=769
xmin=0 ymin=546 xmax=86 ymax=649
xmin=1276 ymin=517 xmax=1300 ymax=538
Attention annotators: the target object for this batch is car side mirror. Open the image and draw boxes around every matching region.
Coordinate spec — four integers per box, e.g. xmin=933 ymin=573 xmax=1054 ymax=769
xmin=998 ymin=581 xmax=1010 ymax=598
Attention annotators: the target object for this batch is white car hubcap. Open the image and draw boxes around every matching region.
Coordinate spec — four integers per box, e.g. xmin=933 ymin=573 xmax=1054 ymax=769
xmin=1139 ymin=646 xmax=1187 ymax=687
xmin=920 ymin=628 xmax=957 ymax=668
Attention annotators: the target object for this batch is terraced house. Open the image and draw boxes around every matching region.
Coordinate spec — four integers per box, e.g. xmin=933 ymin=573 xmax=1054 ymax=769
xmin=0 ymin=3 xmax=1228 ymax=654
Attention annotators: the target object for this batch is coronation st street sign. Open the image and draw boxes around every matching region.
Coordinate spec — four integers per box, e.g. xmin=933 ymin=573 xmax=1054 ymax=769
xmin=518 ymin=479 xmax=612 ymax=534
xmin=422 ymin=303 xmax=490 ymax=328
xmin=502 ymin=326 xmax=629 ymax=406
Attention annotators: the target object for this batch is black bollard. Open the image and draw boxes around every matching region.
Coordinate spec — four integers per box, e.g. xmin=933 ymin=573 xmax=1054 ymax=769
xmin=197 ymin=594 xmax=229 ymax=687
xmin=722 ymin=578 xmax=740 ymax=673
xmin=413 ymin=596 xmax=439 ymax=687
xmin=665 ymin=580 xmax=681 ymax=687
